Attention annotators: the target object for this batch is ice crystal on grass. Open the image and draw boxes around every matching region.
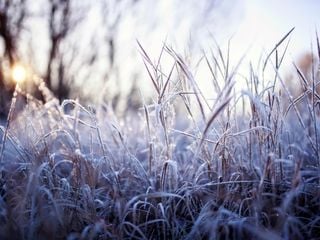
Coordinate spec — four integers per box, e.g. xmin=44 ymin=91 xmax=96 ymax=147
xmin=0 ymin=37 xmax=320 ymax=239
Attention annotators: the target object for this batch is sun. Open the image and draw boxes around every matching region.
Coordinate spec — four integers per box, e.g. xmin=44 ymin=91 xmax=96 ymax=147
xmin=11 ymin=63 xmax=27 ymax=84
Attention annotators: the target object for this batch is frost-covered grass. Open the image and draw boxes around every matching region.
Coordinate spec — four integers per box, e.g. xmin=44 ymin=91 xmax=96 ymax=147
xmin=0 ymin=38 xmax=320 ymax=239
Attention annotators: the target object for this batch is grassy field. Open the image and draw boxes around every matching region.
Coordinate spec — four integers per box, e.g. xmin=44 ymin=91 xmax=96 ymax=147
xmin=0 ymin=36 xmax=320 ymax=239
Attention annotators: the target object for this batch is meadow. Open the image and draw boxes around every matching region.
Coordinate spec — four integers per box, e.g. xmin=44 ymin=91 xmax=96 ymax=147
xmin=0 ymin=34 xmax=320 ymax=239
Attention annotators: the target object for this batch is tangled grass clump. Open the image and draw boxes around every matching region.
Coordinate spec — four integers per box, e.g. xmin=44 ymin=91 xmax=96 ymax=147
xmin=0 ymin=35 xmax=320 ymax=239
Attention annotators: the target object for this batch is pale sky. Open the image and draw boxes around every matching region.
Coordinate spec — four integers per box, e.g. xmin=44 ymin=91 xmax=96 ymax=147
xmin=17 ymin=0 xmax=320 ymax=101
xmin=233 ymin=0 xmax=320 ymax=61
xmin=114 ymin=0 xmax=320 ymax=99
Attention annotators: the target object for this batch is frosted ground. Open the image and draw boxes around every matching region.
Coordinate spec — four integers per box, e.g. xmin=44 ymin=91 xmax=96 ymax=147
xmin=0 ymin=35 xmax=320 ymax=239
xmin=0 ymin=1 xmax=320 ymax=238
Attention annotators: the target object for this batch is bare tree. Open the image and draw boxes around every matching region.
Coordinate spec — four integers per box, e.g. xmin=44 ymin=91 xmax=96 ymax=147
xmin=0 ymin=0 xmax=26 ymax=64
xmin=0 ymin=0 xmax=27 ymax=116
xmin=45 ymin=0 xmax=79 ymax=101
xmin=0 ymin=0 xmax=143 ymax=116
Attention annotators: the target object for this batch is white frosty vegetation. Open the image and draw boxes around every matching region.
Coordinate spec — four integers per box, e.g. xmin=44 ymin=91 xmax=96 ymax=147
xmin=0 ymin=36 xmax=319 ymax=239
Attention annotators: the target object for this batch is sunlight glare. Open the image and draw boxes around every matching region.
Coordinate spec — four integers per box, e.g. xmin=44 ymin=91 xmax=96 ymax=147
xmin=11 ymin=63 xmax=27 ymax=84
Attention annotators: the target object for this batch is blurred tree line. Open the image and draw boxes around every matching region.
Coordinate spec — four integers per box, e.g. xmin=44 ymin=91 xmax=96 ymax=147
xmin=0 ymin=0 xmax=142 ymax=118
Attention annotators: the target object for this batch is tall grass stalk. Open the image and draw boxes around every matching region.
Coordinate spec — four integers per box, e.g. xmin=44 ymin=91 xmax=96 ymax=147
xmin=0 ymin=35 xmax=319 ymax=239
